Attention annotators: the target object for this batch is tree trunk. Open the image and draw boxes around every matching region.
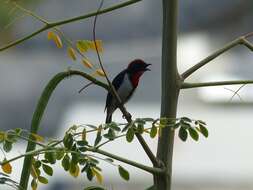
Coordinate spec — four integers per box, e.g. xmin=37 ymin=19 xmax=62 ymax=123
xmin=155 ymin=0 xmax=180 ymax=189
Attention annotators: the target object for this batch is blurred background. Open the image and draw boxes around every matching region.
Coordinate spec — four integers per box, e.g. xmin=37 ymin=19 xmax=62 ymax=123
xmin=1 ymin=0 xmax=253 ymax=189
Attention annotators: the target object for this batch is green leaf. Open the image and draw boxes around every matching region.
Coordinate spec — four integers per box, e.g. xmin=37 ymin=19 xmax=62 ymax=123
xmin=63 ymin=133 xmax=73 ymax=149
xmin=181 ymin=117 xmax=192 ymax=123
xmin=142 ymin=118 xmax=154 ymax=122
xmin=126 ymin=127 xmax=135 ymax=143
xmin=199 ymin=125 xmax=208 ymax=138
xmin=136 ymin=124 xmax=144 ymax=134
xmin=178 ymin=127 xmax=188 ymax=141
xmin=3 ymin=141 xmax=12 ymax=152
xmin=62 ymin=154 xmax=70 ymax=171
xmin=188 ymin=127 xmax=199 ymax=141
xmin=42 ymin=164 xmax=53 ymax=176
xmin=38 ymin=176 xmax=48 ymax=184
xmin=83 ymin=186 xmax=106 ymax=190
xmin=150 ymin=125 xmax=157 ymax=138
xmin=172 ymin=122 xmax=180 ymax=129
xmin=44 ymin=151 xmax=56 ymax=164
xmin=107 ymin=122 xmax=121 ymax=131
xmin=118 ymin=165 xmax=129 ymax=181
xmin=94 ymin=131 xmax=102 ymax=146
xmin=14 ymin=128 xmax=22 ymax=135
xmin=31 ymin=179 xmax=37 ymax=190
xmin=77 ymin=140 xmax=88 ymax=146
xmin=34 ymin=160 xmax=41 ymax=168
xmin=86 ymin=167 xmax=94 ymax=181
xmin=56 ymin=149 xmax=65 ymax=160
xmin=103 ymin=129 xmax=116 ymax=140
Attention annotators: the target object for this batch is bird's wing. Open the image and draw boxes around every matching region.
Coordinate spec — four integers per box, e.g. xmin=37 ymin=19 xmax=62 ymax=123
xmin=104 ymin=70 xmax=126 ymax=111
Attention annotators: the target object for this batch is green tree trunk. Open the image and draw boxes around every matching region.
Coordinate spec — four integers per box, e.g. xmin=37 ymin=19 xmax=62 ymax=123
xmin=155 ymin=0 xmax=180 ymax=189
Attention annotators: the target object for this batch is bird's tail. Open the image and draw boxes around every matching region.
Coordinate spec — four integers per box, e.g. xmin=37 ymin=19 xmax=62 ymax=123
xmin=105 ymin=114 xmax=112 ymax=124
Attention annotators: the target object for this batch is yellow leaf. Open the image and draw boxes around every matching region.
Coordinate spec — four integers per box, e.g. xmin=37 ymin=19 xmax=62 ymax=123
xmin=1 ymin=160 xmax=12 ymax=174
xmin=76 ymin=40 xmax=89 ymax=53
xmin=53 ymin=34 xmax=63 ymax=48
xmin=47 ymin=31 xmax=54 ymax=40
xmin=31 ymin=133 xmax=44 ymax=142
xmin=81 ymin=58 xmax=93 ymax=69
xmin=92 ymin=168 xmax=103 ymax=184
xmin=90 ymin=40 xmax=103 ymax=52
xmin=95 ymin=69 xmax=106 ymax=77
xmin=69 ymin=164 xmax=80 ymax=178
xmin=0 ymin=131 xmax=5 ymax=142
xmin=67 ymin=47 xmax=77 ymax=61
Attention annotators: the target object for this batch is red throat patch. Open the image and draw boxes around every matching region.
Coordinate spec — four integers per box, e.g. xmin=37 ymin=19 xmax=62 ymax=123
xmin=131 ymin=71 xmax=144 ymax=88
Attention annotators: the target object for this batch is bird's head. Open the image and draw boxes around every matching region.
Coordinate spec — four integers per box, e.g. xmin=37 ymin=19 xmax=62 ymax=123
xmin=126 ymin=59 xmax=151 ymax=87
xmin=126 ymin=59 xmax=151 ymax=73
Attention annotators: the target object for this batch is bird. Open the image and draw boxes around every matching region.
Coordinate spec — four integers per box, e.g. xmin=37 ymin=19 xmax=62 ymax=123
xmin=105 ymin=59 xmax=151 ymax=123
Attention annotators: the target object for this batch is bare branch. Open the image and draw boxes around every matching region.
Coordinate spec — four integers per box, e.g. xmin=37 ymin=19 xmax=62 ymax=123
xmin=181 ymin=80 xmax=253 ymax=89
xmin=181 ymin=34 xmax=253 ymax=80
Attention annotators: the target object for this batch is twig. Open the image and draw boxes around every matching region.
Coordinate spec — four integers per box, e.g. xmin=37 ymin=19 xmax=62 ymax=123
xmin=181 ymin=80 xmax=253 ymax=89
xmin=181 ymin=34 xmax=253 ymax=80
xmin=78 ymin=82 xmax=93 ymax=93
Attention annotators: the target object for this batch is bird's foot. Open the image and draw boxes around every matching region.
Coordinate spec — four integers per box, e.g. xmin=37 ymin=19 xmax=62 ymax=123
xmin=122 ymin=112 xmax=132 ymax=120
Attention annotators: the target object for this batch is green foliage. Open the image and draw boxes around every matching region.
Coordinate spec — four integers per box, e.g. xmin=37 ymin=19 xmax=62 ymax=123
xmin=118 ymin=165 xmax=130 ymax=181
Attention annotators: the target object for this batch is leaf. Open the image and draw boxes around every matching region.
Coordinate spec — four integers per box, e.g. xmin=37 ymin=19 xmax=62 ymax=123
xmin=14 ymin=128 xmax=22 ymax=135
xmin=92 ymin=168 xmax=103 ymax=184
xmin=44 ymin=151 xmax=56 ymax=164
xmin=178 ymin=127 xmax=188 ymax=142
xmin=83 ymin=186 xmax=106 ymax=190
xmin=107 ymin=122 xmax=121 ymax=132
xmin=86 ymin=167 xmax=94 ymax=181
xmin=188 ymin=127 xmax=199 ymax=141
xmin=95 ymin=69 xmax=106 ymax=77
xmin=199 ymin=125 xmax=208 ymax=138
xmin=67 ymin=47 xmax=77 ymax=61
xmin=31 ymin=133 xmax=44 ymax=142
xmin=77 ymin=40 xmax=89 ymax=53
xmin=136 ymin=124 xmax=144 ymax=134
xmin=62 ymin=154 xmax=70 ymax=171
xmin=77 ymin=140 xmax=88 ymax=146
xmin=126 ymin=127 xmax=135 ymax=143
xmin=47 ymin=31 xmax=54 ymax=40
xmin=63 ymin=133 xmax=73 ymax=149
xmin=53 ymin=34 xmax=63 ymax=48
xmin=56 ymin=149 xmax=65 ymax=160
xmin=181 ymin=117 xmax=192 ymax=123
xmin=1 ymin=160 xmax=12 ymax=174
xmin=94 ymin=131 xmax=102 ymax=146
xmin=38 ymin=176 xmax=48 ymax=184
xmin=103 ymin=129 xmax=116 ymax=140
xmin=150 ymin=125 xmax=157 ymax=138
xmin=81 ymin=58 xmax=93 ymax=69
xmin=89 ymin=40 xmax=103 ymax=52
xmin=34 ymin=160 xmax=41 ymax=168
xmin=31 ymin=179 xmax=37 ymax=190
xmin=42 ymin=164 xmax=53 ymax=176
xmin=118 ymin=165 xmax=129 ymax=181
xmin=3 ymin=141 xmax=12 ymax=152
xmin=69 ymin=164 xmax=80 ymax=178
xmin=0 ymin=131 xmax=5 ymax=142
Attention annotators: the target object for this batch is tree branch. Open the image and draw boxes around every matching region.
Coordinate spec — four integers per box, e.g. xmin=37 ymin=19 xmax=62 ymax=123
xmin=89 ymin=148 xmax=165 ymax=175
xmin=181 ymin=80 xmax=253 ymax=89
xmin=0 ymin=0 xmax=141 ymax=52
xmin=181 ymin=34 xmax=253 ymax=80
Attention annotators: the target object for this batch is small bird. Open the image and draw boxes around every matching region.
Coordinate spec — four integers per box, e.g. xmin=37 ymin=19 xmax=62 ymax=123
xmin=105 ymin=59 xmax=151 ymax=123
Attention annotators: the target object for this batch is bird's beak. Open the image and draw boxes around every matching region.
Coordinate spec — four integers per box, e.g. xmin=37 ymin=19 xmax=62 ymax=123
xmin=144 ymin=63 xmax=151 ymax=71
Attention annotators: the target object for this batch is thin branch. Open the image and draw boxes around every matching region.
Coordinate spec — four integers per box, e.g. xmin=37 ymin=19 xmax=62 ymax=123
xmin=78 ymin=82 xmax=93 ymax=93
xmin=223 ymin=87 xmax=243 ymax=101
xmin=89 ymin=148 xmax=165 ymax=175
xmin=0 ymin=0 xmax=141 ymax=52
xmin=181 ymin=35 xmax=253 ymax=80
xmin=92 ymin=0 xmax=159 ymax=167
xmin=181 ymin=80 xmax=253 ymax=89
